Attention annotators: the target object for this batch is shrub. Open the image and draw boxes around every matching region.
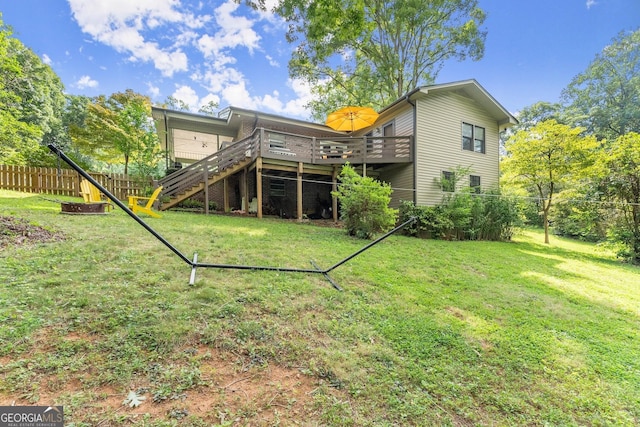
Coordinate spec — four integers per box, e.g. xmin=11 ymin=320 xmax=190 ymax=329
xmin=332 ymin=164 xmax=397 ymax=239
xmin=399 ymin=190 xmax=519 ymax=241
xmin=551 ymin=189 xmax=607 ymax=242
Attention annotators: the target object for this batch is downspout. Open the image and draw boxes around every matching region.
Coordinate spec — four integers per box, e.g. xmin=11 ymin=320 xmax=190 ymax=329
xmin=405 ymin=95 xmax=417 ymax=205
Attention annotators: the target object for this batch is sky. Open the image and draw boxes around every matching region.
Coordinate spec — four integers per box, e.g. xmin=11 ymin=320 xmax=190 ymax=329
xmin=1 ymin=0 xmax=638 ymax=121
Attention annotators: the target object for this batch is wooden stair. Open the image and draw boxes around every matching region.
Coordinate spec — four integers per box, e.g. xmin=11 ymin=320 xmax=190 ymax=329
xmin=158 ymin=133 xmax=258 ymax=211
xmin=160 ymin=156 xmax=253 ymax=210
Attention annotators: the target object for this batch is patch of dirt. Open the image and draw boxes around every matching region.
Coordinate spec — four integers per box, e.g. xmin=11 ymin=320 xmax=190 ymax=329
xmin=0 ymin=215 xmax=65 ymax=250
xmin=1 ymin=333 xmax=326 ymax=426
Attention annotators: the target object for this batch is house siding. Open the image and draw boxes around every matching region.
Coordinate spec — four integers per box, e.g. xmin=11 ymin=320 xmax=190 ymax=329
xmin=375 ymin=106 xmax=415 ymax=208
xmin=415 ymin=92 xmax=500 ymax=206
xmin=379 ymin=164 xmax=414 ymax=208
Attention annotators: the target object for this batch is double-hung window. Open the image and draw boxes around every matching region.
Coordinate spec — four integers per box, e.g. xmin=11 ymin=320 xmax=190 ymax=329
xmin=462 ymin=123 xmax=485 ymax=154
xmin=470 ymin=175 xmax=481 ymax=194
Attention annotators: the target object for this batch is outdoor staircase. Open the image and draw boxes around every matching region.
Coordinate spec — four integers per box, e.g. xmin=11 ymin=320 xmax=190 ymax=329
xmin=157 ymin=134 xmax=258 ymax=210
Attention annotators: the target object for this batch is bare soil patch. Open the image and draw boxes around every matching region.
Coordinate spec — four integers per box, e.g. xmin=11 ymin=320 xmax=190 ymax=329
xmin=1 ymin=332 xmax=325 ymax=425
xmin=0 ymin=215 xmax=65 ymax=249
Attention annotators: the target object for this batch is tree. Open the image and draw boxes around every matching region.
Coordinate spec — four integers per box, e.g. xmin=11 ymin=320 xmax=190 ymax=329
xmin=276 ymin=0 xmax=486 ymax=119
xmin=163 ymin=95 xmax=190 ymax=112
xmin=501 ymin=120 xmax=597 ymax=244
xmin=596 ymin=132 xmax=640 ymax=263
xmin=71 ymin=90 xmax=161 ymax=176
xmin=332 ymin=163 xmax=397 ymax=239
xmin=198 ymin=100 xmax=220 ymax=116
xmin=0 ymin=16 xmax=65 ymax=165
xmin=562 ymin=28 xmax=640 ymax=141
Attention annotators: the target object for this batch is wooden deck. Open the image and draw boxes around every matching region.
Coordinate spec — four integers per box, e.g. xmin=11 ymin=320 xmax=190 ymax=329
xmin=158 ymin=128 xmax=414 ymax=211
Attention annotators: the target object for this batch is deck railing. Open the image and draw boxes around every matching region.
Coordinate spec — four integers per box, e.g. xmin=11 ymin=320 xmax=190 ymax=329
xmin=159 ymin=128 xmax=413 ymax=201
xmin=159 ymin=132 xmax=258 ymax=200
xmin=259 ymin=128 xmax=413 ymax=164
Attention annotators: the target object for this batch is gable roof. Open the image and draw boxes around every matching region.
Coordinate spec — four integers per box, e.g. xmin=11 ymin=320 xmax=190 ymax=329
xmin=382 ymin=79 xmax=519 ymax=129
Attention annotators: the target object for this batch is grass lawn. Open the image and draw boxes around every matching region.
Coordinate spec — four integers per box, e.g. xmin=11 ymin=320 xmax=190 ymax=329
xmin=1 ymin=189 xmax=639 ymax=426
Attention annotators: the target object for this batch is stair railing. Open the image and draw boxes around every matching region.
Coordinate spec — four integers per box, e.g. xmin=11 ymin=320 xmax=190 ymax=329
xmin=159 ymin=131 xmax=259 ymax=200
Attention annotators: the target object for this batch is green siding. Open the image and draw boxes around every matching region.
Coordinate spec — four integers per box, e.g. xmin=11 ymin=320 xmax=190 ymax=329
xmin=415 ymin=92 xmax=500 ymax=206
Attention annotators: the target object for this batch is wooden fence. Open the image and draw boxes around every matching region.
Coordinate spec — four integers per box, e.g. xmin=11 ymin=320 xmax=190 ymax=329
xmin=0 ymin=165 xmax=148 ymax=200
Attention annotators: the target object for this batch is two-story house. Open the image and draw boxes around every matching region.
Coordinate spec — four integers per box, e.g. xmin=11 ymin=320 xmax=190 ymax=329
xmin=152 ymin=79 xmax=517 ymax=221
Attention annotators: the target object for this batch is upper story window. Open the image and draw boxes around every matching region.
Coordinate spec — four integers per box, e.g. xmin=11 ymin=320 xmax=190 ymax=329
xmin=462 ymin=123 xmax=485 ymax=154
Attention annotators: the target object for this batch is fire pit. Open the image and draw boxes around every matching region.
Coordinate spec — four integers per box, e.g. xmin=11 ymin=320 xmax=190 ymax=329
xmin=61 ymin=202 xmax=107 ymax=215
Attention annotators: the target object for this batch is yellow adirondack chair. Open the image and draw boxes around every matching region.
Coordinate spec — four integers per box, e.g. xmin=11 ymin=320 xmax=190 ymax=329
xmin=128 ymin=186 xmax=163 ymax=218
xmin=80 ymin=179 xmax=112 ymax=211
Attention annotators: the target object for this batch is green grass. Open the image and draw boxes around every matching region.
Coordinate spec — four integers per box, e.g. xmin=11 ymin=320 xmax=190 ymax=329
xmin=1 ymin=189 xmax=639 ymax=426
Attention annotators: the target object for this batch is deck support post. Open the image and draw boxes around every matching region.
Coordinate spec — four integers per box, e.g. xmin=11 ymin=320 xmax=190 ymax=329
xmin=223 ymin=177 xmax=230 ymax=212
xmin=203 ymin=160 xmax=209 ymax=215
xmin=256 ymin=157 xmax=263 ymax=218
xmin=242 ymin=167 xmax=249 ymax=212
xmin=332 ymin=166 xmax=339 ymax=223
xmin=297 ymin=162 xmax=303 ymax=221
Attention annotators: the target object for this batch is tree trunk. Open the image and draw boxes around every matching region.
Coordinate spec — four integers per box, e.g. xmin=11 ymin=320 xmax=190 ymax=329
xmin=543 ymin=208 xmax=550 ymax=244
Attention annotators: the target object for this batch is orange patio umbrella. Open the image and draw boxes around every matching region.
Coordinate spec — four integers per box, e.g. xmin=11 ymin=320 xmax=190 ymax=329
xmin=325 ymin=106 xmax=379 ymax=132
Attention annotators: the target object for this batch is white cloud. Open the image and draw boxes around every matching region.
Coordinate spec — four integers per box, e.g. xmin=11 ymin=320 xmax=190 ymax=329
xmin=66 ymin=0 xmax=312 ymax=120
xmin=221 ymin=81 xmax=255 ymax=110
xmin=586 ymin=0 xmax=597 ymax=9
xmin=42 ymin=54 xmax=52 ymax=65
xmin=215 ymin=77 xmax=312 ymax=120
xmin=196 ymin=0 xmax=261 ymax=60
xmin=147 ymin=83 xmax=160 ymax=98
xmin=280 ymin=78 xmax=313 ymax=118
xmin=172 ymin=84 xmax=200 ymax=110
xmin=67 ymin=0 xmax=196 ymax=76
xmin=170 ymin=86 xmax=220 ymax=112
xmin=266 ymin=54 xmax=279 ymax=67
xmin=197 ymin=68 xmax=246 ymax=93
xmin=76 ymin=75 xmax=99 ymax=89
xmin=253 ymin=0 xmax=284 ymax=27
xmin=199 ymin=93 xmax=221 ymax=110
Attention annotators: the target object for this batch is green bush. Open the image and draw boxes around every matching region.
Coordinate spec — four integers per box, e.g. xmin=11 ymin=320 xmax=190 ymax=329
xmin=551 ymin=188 xmax=608 ymax=242
xmin=399 ymin=190 xmax=519 ymax=241
xmin=332 ymin=164 xmax=397 ymax=239
xmin=176 ymin=198 xmax=218 ymax=211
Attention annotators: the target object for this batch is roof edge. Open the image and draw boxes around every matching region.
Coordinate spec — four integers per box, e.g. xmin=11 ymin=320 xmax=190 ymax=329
xmin=380 ymin=79 xmax=519 ymax=126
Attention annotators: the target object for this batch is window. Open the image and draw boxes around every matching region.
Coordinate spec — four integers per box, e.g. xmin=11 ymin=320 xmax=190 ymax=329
xmin=462 ymin=123 xmax=485 ymax=153
xmin=269 ymin=133 xmax=286 ymax=149
xmin=269 ymin=179 xmax=285 ymax=197
xmin=470 ymin=175 xmax=481 ymax=193
xmin=383 ymin=122 xmax=394 ymax=137
xmin=442 ymin=171 xmax=455 ymax=192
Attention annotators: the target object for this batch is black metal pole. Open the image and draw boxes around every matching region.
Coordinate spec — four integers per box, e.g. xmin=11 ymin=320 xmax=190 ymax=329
xmin=323 ymin=216 xmax=416 ymax=273
xmin=48 ymin=144 xmax=415 ymax=288
xmin=47 ymin=144 xmax=194 ymax=266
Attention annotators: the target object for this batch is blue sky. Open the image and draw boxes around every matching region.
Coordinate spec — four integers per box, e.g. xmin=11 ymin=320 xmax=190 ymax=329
xmin=1 ymin=0 xmax=638 ymax=121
